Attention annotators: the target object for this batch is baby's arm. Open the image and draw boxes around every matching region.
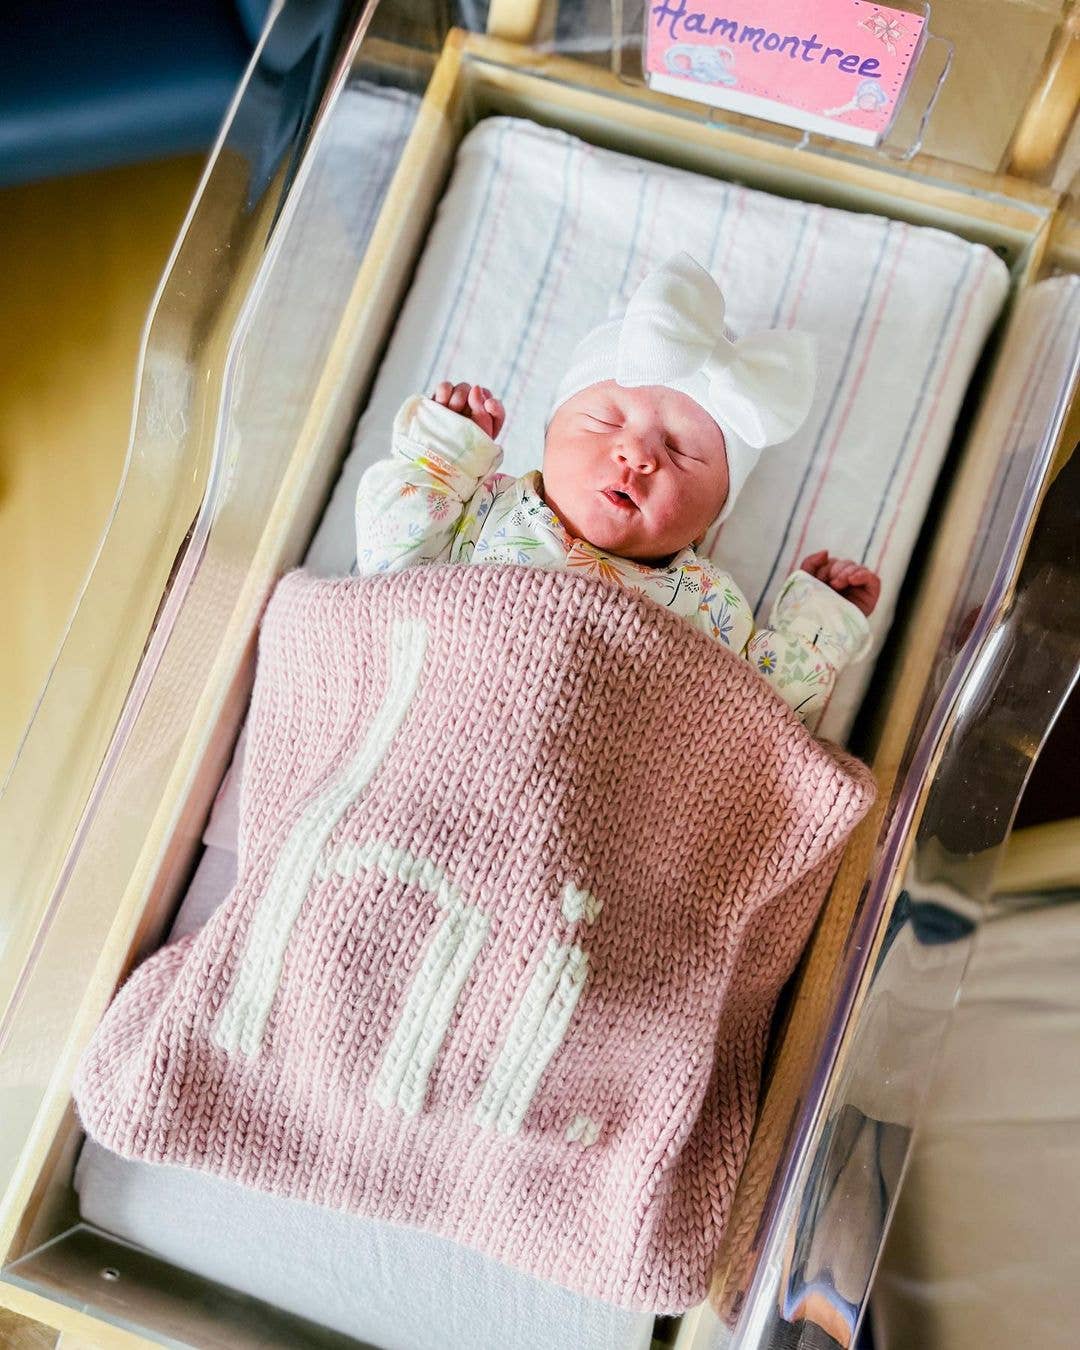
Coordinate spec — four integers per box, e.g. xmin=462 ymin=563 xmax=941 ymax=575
xmin=745 ymin=556 xmax=875 ymax=733
xmin=694 ymin=553 xmax=875 ymax=730
xmin=355 ymin=386 xmax=503 ymax=575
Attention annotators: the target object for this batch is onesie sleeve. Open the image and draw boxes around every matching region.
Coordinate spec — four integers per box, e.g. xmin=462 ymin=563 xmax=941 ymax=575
xmin=355 ymin=394 xmax=503 ymax=574
xmin=745 ymin=568 xmax=873 ymax=733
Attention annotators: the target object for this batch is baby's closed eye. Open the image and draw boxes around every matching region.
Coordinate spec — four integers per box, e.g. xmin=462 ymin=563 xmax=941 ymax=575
xmin=666 ymin=438 xmax=704 ymax=463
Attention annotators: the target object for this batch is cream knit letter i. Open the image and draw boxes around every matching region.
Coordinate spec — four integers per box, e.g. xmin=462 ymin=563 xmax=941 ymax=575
xmin=474 ymin=882 xmax=599 ymax=1134
xmin=475 ymin=937 xmax=589 ymax=1135
xmin=213 ymin=620 xmax=428 ymax=1058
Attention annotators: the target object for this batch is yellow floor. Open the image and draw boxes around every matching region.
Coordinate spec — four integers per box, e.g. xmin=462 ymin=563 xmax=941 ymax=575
xmin=0 ymin=1306 xmax=57 ymax=1348
xmin=0 ymin=156 xmax=203 ymax=779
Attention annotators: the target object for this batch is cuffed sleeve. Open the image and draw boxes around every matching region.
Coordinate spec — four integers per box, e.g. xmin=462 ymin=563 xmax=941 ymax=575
xmin=744 ymin=568 xmax=872 ymax=732
xmin=770 ymin=569 xmax=873 ymax=669
xmin=355 ymin=395 xmax=503 ymax=574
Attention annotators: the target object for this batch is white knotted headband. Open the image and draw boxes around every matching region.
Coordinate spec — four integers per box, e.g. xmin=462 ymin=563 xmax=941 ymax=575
xmin=547 ymin=252 xmax=817 ymax=524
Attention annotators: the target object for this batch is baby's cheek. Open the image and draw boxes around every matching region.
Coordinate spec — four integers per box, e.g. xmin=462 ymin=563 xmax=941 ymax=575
xmin=690 ymin=476 xmax=727 ymax=530
xmin=656 ymin=489 xmax=706 ymax=537
xmin=544 ymin=438 xmax=594 ymax=497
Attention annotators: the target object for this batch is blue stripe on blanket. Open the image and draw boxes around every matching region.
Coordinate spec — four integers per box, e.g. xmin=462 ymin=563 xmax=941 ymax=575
xmin=502 ymin=136 xmax=575 ymax=399
xmin=753 ymin=224 xmax=892 ymax=613
xmin=706 ymin=181 xmax=733 ymax=274
xmin=769 ymin=204 xmax=810 ymax=329
xmin=424 ymin=119 xmax=510 ymax=392
xmin=616 ymin=166 xmax=649 ymax=300
xmin=860 ymin=249 xmax=975 ymax=562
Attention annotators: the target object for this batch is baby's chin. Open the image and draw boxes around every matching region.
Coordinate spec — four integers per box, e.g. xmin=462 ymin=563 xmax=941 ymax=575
xmin=575 ymin=506 xmax=682 ymax=563
xmin=543 ymin=482 xmax=691 ymax=562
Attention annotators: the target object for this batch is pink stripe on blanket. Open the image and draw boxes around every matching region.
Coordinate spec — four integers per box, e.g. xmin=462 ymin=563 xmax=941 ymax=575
xmin=441 ymin=130 xmax=520 ymax=376
xmin=510 ymin=142 xmax=594 ymax=411
xmin=789 ymin=223 xmax=909 ymax=569
xmin=617 ymin=171 xmax=669 ymax=301
xmin=701 ymin=196 xmax=813 ymax=559
xmin=712 ymin=184 xmax=747 ymax=287
xmin=872 ymin=252 xmax=991 ymax=575
xmin=639 ymin=172 xmax=670 ymax=278
xmin=784 ymin=205 xmax=823 ymax=329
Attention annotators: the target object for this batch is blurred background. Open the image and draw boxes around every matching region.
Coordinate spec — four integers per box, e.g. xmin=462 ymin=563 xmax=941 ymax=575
xmin=0 ymin=0 xmax=265 ymax=774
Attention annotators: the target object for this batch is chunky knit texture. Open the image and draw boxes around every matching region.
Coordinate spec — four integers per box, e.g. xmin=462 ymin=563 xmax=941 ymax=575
xmin=74 ymin=565 xmax=875 ymax=1312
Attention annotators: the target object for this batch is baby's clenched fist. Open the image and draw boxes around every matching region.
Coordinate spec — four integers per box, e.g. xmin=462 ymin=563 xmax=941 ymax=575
xmin=800 ymin=549 xmax=881 ymax=617
xmin=431 ymin=381 xmax=505 ymax=440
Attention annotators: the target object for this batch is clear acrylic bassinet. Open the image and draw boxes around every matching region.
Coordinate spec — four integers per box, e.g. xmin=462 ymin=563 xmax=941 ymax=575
xmin=1 ymin=0 xmax=1079 ymax=1346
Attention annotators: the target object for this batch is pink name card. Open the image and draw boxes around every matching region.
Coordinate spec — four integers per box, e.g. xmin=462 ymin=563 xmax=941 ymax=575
xmin=645 ymin=0 xmax=927 ymax=146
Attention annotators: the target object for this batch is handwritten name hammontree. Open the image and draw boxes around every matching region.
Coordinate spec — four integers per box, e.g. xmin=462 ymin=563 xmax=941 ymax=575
xmin=650 ymin=1 xmax=883 ymax=78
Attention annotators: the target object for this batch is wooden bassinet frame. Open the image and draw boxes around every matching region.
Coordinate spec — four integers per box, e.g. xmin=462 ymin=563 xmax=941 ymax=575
xmin=0 ymin=8 xmax=1077 ymax=1348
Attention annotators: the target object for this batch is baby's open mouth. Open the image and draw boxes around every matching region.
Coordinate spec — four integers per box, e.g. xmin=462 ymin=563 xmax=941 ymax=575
xmin=601 ymin=487 xmax=638 ymax=512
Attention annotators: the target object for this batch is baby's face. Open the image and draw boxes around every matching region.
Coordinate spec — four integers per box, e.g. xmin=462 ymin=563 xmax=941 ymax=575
xmin=542 ymin=381 xmax=729 ymax=564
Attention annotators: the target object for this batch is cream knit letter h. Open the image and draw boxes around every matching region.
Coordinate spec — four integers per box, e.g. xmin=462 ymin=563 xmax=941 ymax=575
xmin=213 ymin=619 xmax=428 ymax=1058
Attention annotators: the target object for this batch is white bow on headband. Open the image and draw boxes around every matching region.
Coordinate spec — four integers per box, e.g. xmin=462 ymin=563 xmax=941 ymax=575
xmin=614 ymin=252 xmax=816 ymax=450
xmin=547 ymin=252 xmax=818 ymax=524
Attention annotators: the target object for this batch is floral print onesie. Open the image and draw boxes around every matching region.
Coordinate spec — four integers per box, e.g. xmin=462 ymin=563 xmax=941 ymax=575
xmin=355 ymin=395 xmax=872 ymax=732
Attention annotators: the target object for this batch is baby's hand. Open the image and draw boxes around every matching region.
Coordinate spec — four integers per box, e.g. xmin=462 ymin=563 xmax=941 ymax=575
xmin=431 ymin=381 xmax=505 ymax=440
xmin=800 ymin=549 xmax=881 ymax=617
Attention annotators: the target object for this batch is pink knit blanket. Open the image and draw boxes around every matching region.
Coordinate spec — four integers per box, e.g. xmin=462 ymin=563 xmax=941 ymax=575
xmin=75 ymin=565 xmax=875 ymax=1312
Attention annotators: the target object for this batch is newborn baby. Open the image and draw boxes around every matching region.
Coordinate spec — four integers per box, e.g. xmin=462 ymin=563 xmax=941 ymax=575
xmin=356 ymin=253 xmax=880 ymax=731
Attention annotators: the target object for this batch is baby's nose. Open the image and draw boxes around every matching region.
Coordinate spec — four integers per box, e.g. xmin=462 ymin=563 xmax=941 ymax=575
xmin=614 ymin=437 xmax=659 ymax=473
